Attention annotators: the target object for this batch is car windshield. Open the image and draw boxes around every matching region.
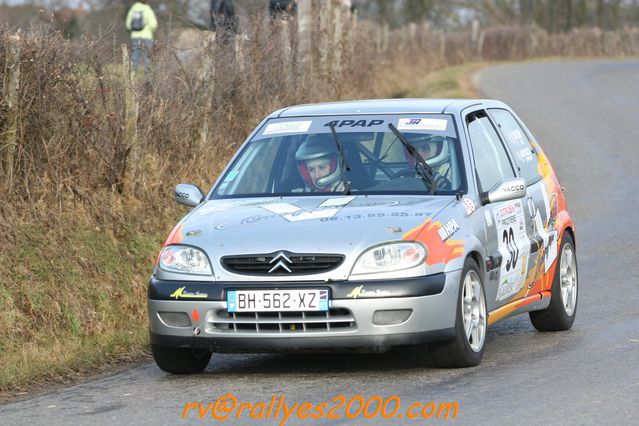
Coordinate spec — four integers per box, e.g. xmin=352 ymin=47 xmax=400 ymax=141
xmin=213 ymin=114 xmax=465 ymax=198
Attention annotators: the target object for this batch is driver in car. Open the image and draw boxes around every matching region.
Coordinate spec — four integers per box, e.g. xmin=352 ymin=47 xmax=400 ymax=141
xmin=406 ymin=134 xmax=452 ymax=189
xmin=294 ymin=135 xmax=347 ymax=193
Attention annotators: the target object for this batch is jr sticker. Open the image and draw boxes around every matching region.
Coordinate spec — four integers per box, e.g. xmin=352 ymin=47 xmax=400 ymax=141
xmin=263 ymin=121 xmax=312 ymax=135
xmin=397 ymin=118 xmax=448 ymax=132
xmin=494 ymin=200 xmax=530 ymax=302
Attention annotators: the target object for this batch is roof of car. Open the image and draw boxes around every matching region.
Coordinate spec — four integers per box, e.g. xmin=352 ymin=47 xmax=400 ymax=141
xmin=273 ymin=98 xmax=506 ymax=117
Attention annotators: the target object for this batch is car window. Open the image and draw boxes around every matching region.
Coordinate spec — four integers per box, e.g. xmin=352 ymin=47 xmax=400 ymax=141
xmin=358 ymin=132 xmax=406 ymax=164
xmin=216 ymin=135 xmax=281 ymax=195
xmin=489 ymin=108 xmax=541 ymax=185
xmin=467 ymin=111 xmax=516 ymax=192
xmin=213 ymin=114 xmax=465 ymax=197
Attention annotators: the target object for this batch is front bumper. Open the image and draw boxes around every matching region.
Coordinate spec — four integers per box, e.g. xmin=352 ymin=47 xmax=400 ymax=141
xmin=147 ymin=271 xmax=461 ymax=352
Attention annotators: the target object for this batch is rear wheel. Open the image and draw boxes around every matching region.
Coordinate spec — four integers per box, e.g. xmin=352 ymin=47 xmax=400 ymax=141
xmin=151 ymin=344 xmax=213 ymax=374
xmin=429 ymin=258 xmax=487 ymax=367
xmin=529 ymin=233 xmax=578 ymax=331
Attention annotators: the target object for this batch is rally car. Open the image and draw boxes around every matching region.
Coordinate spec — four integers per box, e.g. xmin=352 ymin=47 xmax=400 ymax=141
xmin=148 ymin=99 xmax=577 ymax=373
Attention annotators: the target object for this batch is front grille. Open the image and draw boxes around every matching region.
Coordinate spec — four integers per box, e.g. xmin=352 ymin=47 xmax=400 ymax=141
xmin=206 ymin=308 xmax=356 ymax=334
xmin=221 ymin=251 xmax=344 ymax=275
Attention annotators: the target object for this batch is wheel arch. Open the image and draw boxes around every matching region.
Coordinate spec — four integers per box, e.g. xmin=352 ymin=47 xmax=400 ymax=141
xmin=467 ymin=250 xmax=485 ymax=278
xmin=563 ymin=225 xmax=576 ymax=250
xmin=558 ymin=209 xmax=575 ymax=250
xmin=454 ymin=232 xmax=486 ymax=280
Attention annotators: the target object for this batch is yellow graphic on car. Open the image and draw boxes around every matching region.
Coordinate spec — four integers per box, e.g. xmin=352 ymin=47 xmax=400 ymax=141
xmin=169 ymin=287 xmax=208 ymax=299
xmin=347 ymin=285 xmax=364 ymax=299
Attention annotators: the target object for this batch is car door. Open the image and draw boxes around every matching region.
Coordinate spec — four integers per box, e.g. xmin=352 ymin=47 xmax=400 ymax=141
xmin=488 ymin=108 xmax=558 ymax=294
xmin=465 ymin=109 xmax=534 ymax=308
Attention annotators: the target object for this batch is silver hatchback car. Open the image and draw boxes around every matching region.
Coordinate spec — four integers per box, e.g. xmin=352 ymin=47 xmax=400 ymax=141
xmin=148 ymin=99 xmax=577 ymax=372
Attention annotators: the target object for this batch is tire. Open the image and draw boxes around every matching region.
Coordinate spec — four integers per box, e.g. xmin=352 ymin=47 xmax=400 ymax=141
xmin=428 ymin=257 xmax=487 ymax=368
xmin=529 ymin=233 xmax=578 ymax=331
xmin=151 ymin=344 xmax=213 ymax=374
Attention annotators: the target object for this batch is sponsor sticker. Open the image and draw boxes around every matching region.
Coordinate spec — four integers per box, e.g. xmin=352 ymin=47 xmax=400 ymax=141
xmin=261 ymin=196 xmax=356 ymax=222
xmin=169 ymin=287 xmax=208 ymax=300
xmin=324 ymin=119 xmax=385 ymax=128
xmin=197 ymin=198 xmax=280 ymax=216
xmin=346 ymin=285 xmax=392 ymax=299
xmin=397 ymin=118 xmax=448 ymax=131
xmin=437 ymin=219 xmax=460 ymax=241
xmin=494 ymin=200 xmax=530 ymax=302
xmin=462 ymin=198 xmax=476 ymax=216
xmin=263 ymin=121 xmax=312 ymax=135
xmin=517 ymin=147 xmax=534 ymax=163
xmin=538 ymin=187 xmax=558 ymax=273
xmin=506 ymin=129 xmax=526 ymax=146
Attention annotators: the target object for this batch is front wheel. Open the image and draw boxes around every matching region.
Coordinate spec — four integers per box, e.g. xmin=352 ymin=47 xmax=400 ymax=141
xmin=529 ymin=233 xmax=578 ymax=331
xmin=428 ymin=258 xmax=487 ymax=368
xmin=151 ymin=344 xmax=213 ymax=374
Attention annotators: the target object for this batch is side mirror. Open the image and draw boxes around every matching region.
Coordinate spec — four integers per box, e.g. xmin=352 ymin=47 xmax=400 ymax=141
xmin=174 ymin=184 xmax=204 ymax=207
xmin=481 ymin=178 xmax=526 ymax=205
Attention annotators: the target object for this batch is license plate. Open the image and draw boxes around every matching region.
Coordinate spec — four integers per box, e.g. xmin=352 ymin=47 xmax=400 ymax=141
xmin=227 ymin=289 xmax=329 ymax=313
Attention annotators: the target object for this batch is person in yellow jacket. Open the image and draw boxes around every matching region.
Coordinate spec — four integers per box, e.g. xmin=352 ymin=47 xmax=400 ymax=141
xmin=125 ymin=0 xmax=158 ymax=73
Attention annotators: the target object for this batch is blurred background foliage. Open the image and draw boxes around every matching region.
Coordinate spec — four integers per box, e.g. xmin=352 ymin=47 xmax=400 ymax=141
xmin=1 ymin=0 xmax=637 ymax=41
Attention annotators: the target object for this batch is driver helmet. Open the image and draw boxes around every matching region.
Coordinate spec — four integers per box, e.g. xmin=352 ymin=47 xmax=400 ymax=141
xmin=295 ymin=134 xmax=342 ymax=191
xmin=405 ymin=134 xmax=450 ymax=168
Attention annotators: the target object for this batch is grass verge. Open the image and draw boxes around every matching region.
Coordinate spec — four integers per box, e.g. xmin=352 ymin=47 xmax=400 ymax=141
xmin=400 ymin=62 xmax=486 ymax=99
xmin=0 ymin=205 xmax=178 ymax=400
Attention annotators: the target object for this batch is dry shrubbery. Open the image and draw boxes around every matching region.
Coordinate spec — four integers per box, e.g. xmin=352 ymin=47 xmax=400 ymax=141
xmin=0 ymin=19 xmax=384 ymax=227
xmin=1 ymin=22 xmax=638 ymax=222
xmin=0 ymin=18 xmax=638 ymax=393
xmin=479 ymin=25 xmax=639 ymax=60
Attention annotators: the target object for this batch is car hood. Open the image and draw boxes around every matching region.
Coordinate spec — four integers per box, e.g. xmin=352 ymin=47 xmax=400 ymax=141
xmin=169 ymin=195 xmax=454 ymax=281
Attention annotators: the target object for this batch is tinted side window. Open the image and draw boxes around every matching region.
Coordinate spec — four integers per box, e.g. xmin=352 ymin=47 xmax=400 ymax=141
xmin=467 ymin=112 xmax=515 ymax=192
xmin=489 ymin=108 xmax=541 ymax=185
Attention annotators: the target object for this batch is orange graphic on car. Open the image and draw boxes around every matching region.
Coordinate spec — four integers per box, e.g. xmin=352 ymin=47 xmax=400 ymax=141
xmin=404 ymin=218 xmax=464 ymax=266
xmin=155 ymin=223 xmax=184 ymax=266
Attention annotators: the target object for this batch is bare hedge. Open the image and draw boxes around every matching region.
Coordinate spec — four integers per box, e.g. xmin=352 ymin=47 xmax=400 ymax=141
xmin=1 ymin=21 xmax=637 ymax=219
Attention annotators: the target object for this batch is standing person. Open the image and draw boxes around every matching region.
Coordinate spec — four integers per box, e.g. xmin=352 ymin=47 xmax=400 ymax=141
xmin=125 ymin=0 xmax=158 ymax=73
xmin=210 ymin=0 xmax=238 ymax=44
xmin=269 ymin=0 xmax=298 ymax=20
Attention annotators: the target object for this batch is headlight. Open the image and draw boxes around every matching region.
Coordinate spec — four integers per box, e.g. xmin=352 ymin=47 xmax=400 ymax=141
xmin=159 ymin=245 xmax=213 ymax=275
xmin=351 ymin=242 xmax=427 ymax=275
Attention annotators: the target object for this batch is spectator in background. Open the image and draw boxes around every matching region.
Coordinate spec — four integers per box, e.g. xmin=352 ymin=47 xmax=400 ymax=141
xmin=125 ymin=0 xmax=157 ymax=73
xmin=211 ymin=0 xmax=238 ymax=40
xmin=269 ymin=0 xmax=298 ymax=20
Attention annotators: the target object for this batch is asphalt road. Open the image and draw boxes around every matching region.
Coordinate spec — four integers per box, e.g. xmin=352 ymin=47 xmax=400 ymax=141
xmin=2 ymin=60 xmax=638 ymax=425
